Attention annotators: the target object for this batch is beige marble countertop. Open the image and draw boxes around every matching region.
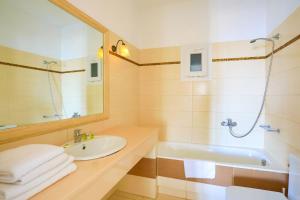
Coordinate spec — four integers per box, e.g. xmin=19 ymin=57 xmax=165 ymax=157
xmin=30 ymin=126 xmax=159 ymax=200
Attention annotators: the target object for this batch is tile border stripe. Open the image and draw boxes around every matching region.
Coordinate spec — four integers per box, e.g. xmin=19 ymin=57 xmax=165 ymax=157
xmin=0 ymin=61 xmax=85 ymax=74
xmin=110 ymin=34 xmax=300 ymax=65
xmin=2 ymin=34 xmax=298 ymax=72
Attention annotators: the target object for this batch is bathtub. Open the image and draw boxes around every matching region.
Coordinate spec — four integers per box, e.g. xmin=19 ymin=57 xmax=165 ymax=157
xmin=157 ymin=142 xmax=287 ymax=173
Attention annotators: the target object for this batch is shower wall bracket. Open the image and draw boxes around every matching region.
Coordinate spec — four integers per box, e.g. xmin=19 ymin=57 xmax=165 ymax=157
xmin=259 ymin=125 xmax=280 ymax=133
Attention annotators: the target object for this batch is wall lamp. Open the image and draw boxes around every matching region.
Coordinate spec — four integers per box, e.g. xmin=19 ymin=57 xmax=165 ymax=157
xmin=111 ymin=40 xmax=130 ymax=57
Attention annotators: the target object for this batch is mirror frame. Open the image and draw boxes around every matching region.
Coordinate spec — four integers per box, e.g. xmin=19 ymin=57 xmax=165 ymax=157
xmin=0 ymin=0 xmax=110 ymax=144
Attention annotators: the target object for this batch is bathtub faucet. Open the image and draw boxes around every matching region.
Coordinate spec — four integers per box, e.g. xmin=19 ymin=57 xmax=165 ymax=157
xmin=221 ymin=118 xmax=237 ymax=127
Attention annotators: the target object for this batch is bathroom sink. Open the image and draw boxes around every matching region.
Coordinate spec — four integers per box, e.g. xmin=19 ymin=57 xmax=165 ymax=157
xmin=63 ymin=135 xmax=127 ymax=160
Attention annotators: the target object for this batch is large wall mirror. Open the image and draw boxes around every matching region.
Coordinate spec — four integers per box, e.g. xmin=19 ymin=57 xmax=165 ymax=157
xmin=0 ymin=0 xmax=109 ymax=142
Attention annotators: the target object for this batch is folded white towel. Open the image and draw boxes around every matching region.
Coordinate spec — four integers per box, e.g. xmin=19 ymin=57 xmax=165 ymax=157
xmin=0 ymin=156 xmax=74 ymax=200
xmin=16 ymin=154 xmax=69 ymax=185
xmin=0 ymin=144 xmax=64 ymax=184
xmin=184 ymin=159 xmax=216 ymax=179
xmin=13 ymin=164 xmax=76 ymax=200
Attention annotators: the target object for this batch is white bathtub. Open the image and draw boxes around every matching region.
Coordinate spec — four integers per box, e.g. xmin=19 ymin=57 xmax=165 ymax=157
xmin=157 ymin=142 xmax=287 ymax=173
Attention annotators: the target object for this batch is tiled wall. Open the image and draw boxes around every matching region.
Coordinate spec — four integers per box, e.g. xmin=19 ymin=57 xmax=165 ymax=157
xmin=0 ymin=31 xmax=140 ymax=151
xmin=3 ymin=6 xmax=300 ymax=171
xmin=0 ymin=45 xmax=62 ymax=126
xmin=139 ymin=42 xmax=266 ymax=148
xmin=61 ymin=57 xmax=104 ymax=117
xmin=264 ymin=7 xmax=300 ymax=166
xmin=61 ymin=57 xmax=88 ymax=118
xmin=0 ymin=45 xmax=104 ymax=126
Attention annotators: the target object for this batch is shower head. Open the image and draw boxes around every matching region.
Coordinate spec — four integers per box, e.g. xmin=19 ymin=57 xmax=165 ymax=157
xmin=43 ymin=60 xmax=57 ymax=65
xmin=250 ymin=37 xmax=273 ymax=43
xmin=249 ymin=33 xmax=280 ymax=44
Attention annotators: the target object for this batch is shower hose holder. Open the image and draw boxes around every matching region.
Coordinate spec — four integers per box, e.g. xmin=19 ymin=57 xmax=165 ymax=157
xmin=259 ymin=124 xmax=280 ymax=133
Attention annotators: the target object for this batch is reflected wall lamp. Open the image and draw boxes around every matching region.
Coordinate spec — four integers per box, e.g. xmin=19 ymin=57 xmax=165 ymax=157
xmin=97 ymin=46 xmax=104 ymax=59
xmin=111 ymin=40 xmax=130 ymax=57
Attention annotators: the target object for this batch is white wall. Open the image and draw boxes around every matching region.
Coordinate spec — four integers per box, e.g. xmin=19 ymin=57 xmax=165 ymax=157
xmin=136 ymin=0 xmax=210 ymax=49
xmin=68 ymin=0 xmax=268 ymax=48
xmin=2 ymin=0 xmax=298 ymax=52
xmin=266 ymin=0 xmax=300 ymax=34
xmin=209 ymin=0 xmax=267 ymax=43
xmin=0 ymin=1 xmax=61 ymax=58
xmin=61 ymin=23 xmax=87 ymax=60
xmin=68 ymin=0 xmax=300 ymax=49
xmin=68 ymin=0 xmax=139 ymax=48
xmin=60 ymin=23 xmax=103 ymax=60
xmin=86 ymin=26 xmax=104 ymax=58
xmin=136 ymin=0 xmax=267 ymax=48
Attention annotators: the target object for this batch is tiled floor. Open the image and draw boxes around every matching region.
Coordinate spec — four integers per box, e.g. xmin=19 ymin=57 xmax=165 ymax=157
xmin=107 ymin=191 xmax=185 ymax=200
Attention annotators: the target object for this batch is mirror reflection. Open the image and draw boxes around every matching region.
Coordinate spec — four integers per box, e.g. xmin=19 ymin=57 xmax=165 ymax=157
xmin=0 ymin=0 xmax=104 ymax=130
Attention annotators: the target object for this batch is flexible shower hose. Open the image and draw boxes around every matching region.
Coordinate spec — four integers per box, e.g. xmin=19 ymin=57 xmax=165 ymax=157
xmin=46 ymin=62 xmax=65 ymax=120
xmin=228 ymin=40 xmax=275 ymax=138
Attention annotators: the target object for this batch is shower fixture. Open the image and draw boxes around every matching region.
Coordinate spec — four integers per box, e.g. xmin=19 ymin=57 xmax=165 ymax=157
xmin=221 ymin=33 xmax=280 ymax=138
xmin=43 ymin=60 xmax=64 ymax=120
xmin=249 ymin=33 xmax=280 ymax=44
xmin=43 ymin=60 xmax=58 ymax=65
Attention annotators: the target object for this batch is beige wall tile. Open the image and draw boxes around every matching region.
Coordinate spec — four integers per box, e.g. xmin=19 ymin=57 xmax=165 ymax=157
xmin=0 ymin=130 xmax=68 ymax=151
xmin=264 ymin=7 xmax=300 ymax=168
xmin=192 ymin=112 xmax=214 ymax=129
xmin=139 ymin=110 xmax=162 ymax=126
xmin=160 ymin=127 xmax=193 ymax=143
xmin=211 ymin=40 xmax=265 ymax=58
xmin=283 ymin=95 xmax=300 ymax=123
xmin=161 ymin=111 xmax=193 ymax=128
xmin=192 ymin=95 xmax=212 ymax=112
xmin=192 ymin=81 xmax=212 ymax=96
xmin=139 ymin=81 xmax=161 ymax=96
xmin=138 ymin=39 xmax=267 ymax=149
xmin=0 ymin=46 xmax=62 ymax=126
xmin=161 ymin=95 xmax=192 ymax=112
xmin=1 ymin=32 xmax=140 ymax=150
xmin=191 ymin=128 xmax=210 ymax=144
xmin=161 ymin=80 xmax=192 ymax=96
xmin=139 ymin=66 xmax=162 ymax=82
xmin=211 ymin=60 xmax=265 ymax=79
xmin=139 ymin=95 xmax=161 ymax=110
xmin=161 ymin=65 xmax=181 ymax=80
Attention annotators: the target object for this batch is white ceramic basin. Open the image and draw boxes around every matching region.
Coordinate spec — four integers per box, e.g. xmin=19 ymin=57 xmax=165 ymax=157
xmin=64 ymin=135 xmax=127 ymax=160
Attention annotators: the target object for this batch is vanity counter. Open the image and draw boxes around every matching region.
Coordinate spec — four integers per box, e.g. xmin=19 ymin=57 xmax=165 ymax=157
xmin=30 ymin=126 xmax=158 ymax=200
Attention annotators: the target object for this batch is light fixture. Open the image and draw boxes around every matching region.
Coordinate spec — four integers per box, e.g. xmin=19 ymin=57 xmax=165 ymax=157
xmin=111 ymin=40 xmax=130 ymax=57
xmin=97 ymin=46 xmax=104 ymax=59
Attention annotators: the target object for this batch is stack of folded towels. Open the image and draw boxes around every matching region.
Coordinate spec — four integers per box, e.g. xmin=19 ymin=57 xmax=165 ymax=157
xmin=0 ymin=144 xmax=76 ymax=200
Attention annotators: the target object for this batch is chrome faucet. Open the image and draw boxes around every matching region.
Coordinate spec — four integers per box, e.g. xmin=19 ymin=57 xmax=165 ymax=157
xmin=221 ymin=118 xmax=237 ymax=127
xmin=73 ymin=129 xmax=83 ymax=143
xmin=72 ymin=112 xmax=80 ymax=118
